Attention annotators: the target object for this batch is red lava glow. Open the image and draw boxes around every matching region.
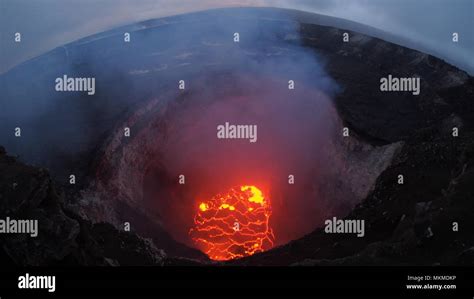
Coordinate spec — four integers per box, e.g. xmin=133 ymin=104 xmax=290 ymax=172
xmin=189 ymin=185 xmax=275 ymax=261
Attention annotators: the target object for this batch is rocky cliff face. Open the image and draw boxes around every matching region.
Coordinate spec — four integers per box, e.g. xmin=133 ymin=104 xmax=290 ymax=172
xmin=0 ymin=146 xmax=168 ymax=266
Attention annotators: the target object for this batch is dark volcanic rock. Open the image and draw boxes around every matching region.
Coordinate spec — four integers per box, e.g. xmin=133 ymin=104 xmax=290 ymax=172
xmin=297 ymin=23 xmax=474 ymax=143
xmin=0 ymin=147 xmax=169 ymax=266
xmin=232 ymin=132 xmax=474 ymax=266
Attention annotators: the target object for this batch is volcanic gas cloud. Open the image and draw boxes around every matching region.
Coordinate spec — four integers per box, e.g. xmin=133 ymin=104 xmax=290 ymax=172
xmin=88 ymin=16 xmax=364 ymax=261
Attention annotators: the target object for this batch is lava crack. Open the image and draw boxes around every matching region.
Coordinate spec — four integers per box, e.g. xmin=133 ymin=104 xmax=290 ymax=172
xmin=189 ymin=185 xmax=275 ymax=261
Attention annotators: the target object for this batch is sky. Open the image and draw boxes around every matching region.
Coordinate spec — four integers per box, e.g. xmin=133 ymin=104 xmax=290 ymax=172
xmin=0 ymin=0 xmax=473 ymax=74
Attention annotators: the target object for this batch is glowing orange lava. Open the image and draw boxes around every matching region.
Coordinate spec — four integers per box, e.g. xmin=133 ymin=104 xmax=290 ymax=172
xmin=189 ymin=185 xmax=275 ymax=261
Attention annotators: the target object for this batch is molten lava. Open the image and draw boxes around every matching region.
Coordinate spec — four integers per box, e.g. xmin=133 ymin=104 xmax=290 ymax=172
xmin=189 ymin=185 xmax=275 ymax=261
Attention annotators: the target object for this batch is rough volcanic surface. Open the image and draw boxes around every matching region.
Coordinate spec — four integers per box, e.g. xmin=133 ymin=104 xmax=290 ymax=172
xmin=0 ymin=146 xmax=169 ymax=266
xmin=1 ymin=8 xmax=473 ymax=266
xmin=232 ymin=131 xmax=474 ymax=266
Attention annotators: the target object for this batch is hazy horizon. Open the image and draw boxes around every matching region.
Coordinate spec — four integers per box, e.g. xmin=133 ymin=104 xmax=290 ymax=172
xmin=0 ymin=0 xmax=473 ymax=74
